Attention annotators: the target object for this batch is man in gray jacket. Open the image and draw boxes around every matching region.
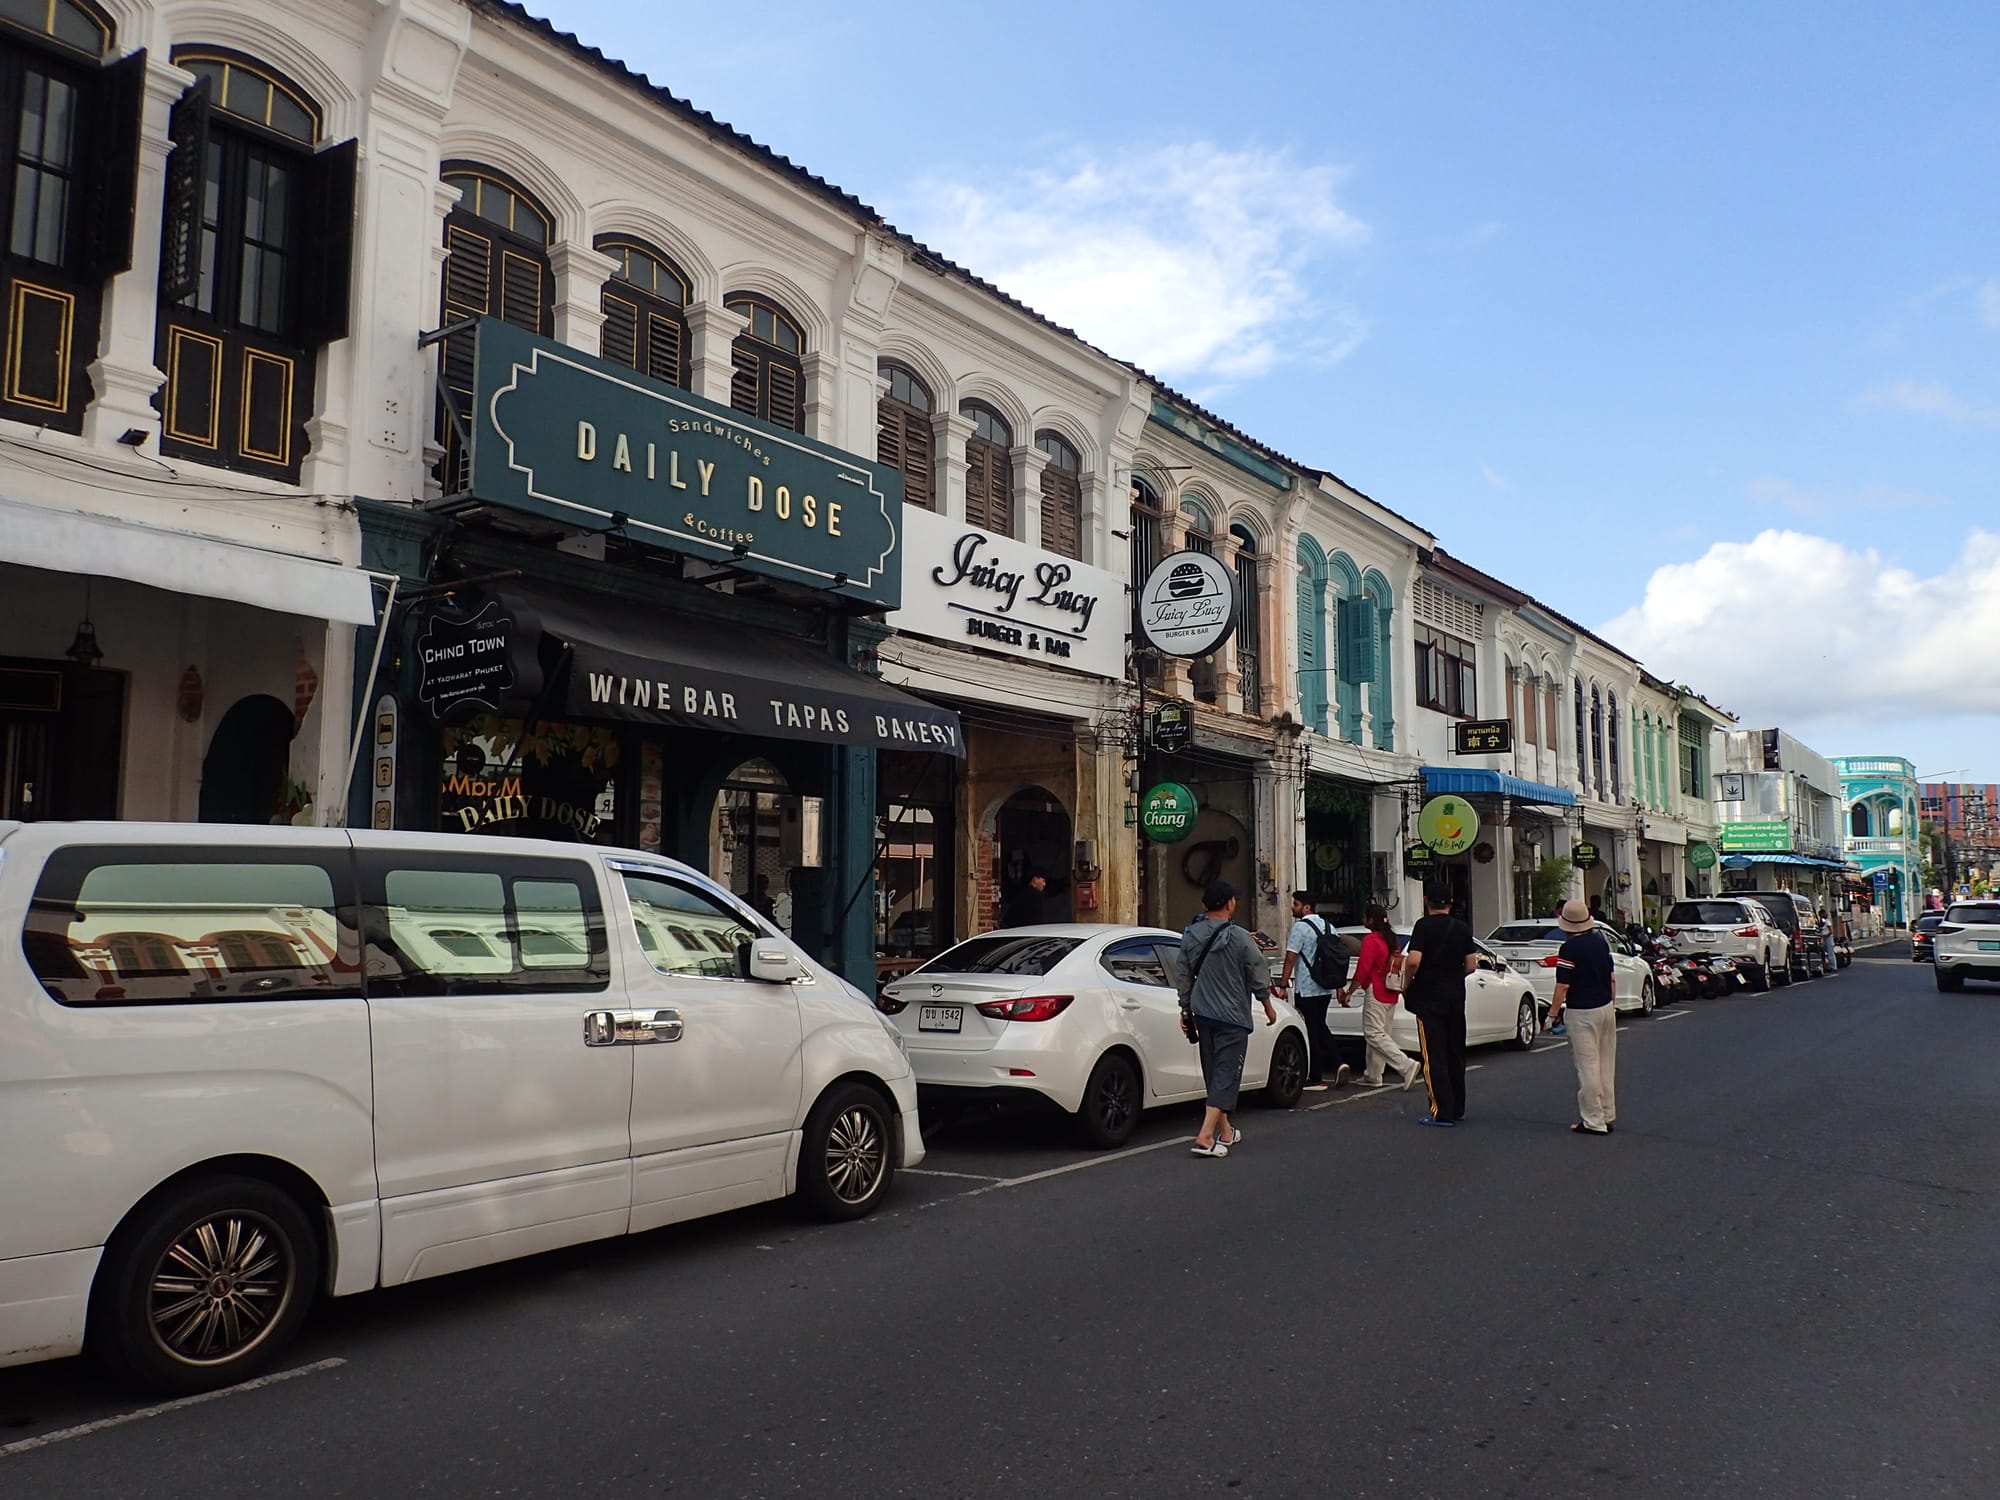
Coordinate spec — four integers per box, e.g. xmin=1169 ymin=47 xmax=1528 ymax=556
xmin=1176 ymin=880 xmax=1277 ymax=1158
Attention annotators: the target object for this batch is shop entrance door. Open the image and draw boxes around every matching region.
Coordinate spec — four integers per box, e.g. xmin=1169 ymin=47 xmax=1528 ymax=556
xmin=0 ymin=717 xmax=50 ymax=820
xmin=714 ymin=759 xmax=817 ymax=943
xmin=0 ymin=659 xmax=123 ymax=821
xmin=994 ymin=786 xmax=1071 ymax=929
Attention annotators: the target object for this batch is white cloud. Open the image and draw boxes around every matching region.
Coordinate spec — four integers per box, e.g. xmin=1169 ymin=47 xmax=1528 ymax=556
xmin=1601 ymin=529 xmax=2000 ymax=729
xmin=1981 ymin=280 xmax=2000 ymax=331
xmin=1481 ymin=464 xmax=1511 ymax=491
xmin=891 ymin=142 xmax=1370 ymax=384
xmin=1747 ymin=476 xmax=1946 ymax=517
xmin=1856 ymin=378 xmax=2000 ymax=429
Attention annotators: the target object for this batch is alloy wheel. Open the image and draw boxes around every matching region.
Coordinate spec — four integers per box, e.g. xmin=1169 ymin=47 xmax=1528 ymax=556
xmin=824 ymin=1105 xmax=887 ymax=1205
xmin=146 ymin=1211 xmax=295 ymax=1368
xmin=1092 ymin=1062 xmax=1137 ymax=1137
xmin=1517 ymin=1000 xmax=1537 ymax=1048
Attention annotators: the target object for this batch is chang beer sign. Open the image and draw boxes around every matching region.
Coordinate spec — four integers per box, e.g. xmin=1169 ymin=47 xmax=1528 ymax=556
xmin=1140 ymin=782 xmax=1198 ymax=844
xmin=463 ymin=318 xmax=903 ymax=608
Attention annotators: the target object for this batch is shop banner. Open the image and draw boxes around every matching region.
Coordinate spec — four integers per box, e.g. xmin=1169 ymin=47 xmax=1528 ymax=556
xmin=888 ymin=507 xmax=1124 ymax=679
xmin=463 ymin=318 xmax=903 ymax=609
xmin=1720 ymin=819 xmax=1791 ymax=852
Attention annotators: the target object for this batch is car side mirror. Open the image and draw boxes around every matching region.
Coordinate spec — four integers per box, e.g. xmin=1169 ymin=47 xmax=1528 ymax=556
xmin=747 ymin=942 xmax=807 ymax=984
xmin=1475 ymin=955 xmax=1496 ymax=971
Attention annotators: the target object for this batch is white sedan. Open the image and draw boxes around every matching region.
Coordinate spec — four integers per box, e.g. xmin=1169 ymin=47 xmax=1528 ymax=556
xmin=1326 ymin=926 xmax=1544 ymax=1054
xmin=1484 ymin=920 xmax=1658 ymax=1016
xmin=878 ymin=925 xmax=1311 ymax=1148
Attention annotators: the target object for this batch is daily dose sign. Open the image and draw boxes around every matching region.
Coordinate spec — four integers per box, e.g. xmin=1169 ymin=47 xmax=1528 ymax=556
xmin=464 ymin=317 xmax=903 ymax=609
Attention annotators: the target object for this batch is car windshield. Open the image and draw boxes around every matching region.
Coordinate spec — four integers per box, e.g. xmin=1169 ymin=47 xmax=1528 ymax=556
xmin=1945 ymin=904 xmax=2000 ymax=925
xmin=1917 ymin=914 xmax=1945 ymax=931
xmin=1667 ymin=902 xmax=1747 ymax=925
xmin=1488 ymin=923 xmax=1566 ymax=943
xmin=915 ymin=934 xmax=1082 ymax=977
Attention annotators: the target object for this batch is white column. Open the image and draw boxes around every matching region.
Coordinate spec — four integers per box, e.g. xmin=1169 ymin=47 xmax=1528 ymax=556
xmin=1012 ymin=442 xmax=1049 ymax=548
xmin=802 ymin=350 xmax=838 ymax=443
xmin=935 ymin=410 xmax=975 ymax=523
xmin=550 ymin=243 xmax=617 ymax=356
xmin=1213 ymin=530 xmax=1242 ymax=714
xmin=686 ymin=302 xmax=748 ymax=409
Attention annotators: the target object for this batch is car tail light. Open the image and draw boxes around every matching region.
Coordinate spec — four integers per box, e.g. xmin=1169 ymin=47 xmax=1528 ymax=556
xmin=1539 ymin=955 xmax=1561 ymax=968
xmin=976 ymin=995 xmax=1075 ymax=1022
xmin=1661 ymin=927 xmax=1679 ymax=939
xmin=876 ymin=995 xmax=907 ymax=1015
xmin=1734 ymin=926 xmax=1760 ymax=938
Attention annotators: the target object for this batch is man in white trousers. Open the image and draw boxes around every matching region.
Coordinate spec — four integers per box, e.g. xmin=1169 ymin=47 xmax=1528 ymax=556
xmin=1546 ymin=898 xmax=1617 ymax=1135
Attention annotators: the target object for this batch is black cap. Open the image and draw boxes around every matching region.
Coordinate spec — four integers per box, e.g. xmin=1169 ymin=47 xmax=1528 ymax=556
xmin=1423 ymin=880 xmax=1453 ymax=909
xmin=1203 ymin=879 xmax=1237 ymax=912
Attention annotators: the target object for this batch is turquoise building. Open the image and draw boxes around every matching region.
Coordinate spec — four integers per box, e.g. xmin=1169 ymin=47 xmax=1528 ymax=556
xmin=1835 ymin=756 xmax=1920 ymax=926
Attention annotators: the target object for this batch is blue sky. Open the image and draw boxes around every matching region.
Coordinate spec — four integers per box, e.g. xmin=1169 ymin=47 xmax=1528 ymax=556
xmin=530 ymin=0 xmax=1998 ymax=778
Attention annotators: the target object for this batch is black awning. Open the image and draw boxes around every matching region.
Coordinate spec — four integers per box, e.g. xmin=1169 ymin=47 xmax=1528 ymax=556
xmin=509 ymin=587 xmax=963 ymax=757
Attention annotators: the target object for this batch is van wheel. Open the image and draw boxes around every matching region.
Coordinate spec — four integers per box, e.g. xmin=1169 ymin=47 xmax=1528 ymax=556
xmin=1263 ymin=1031 xmax=1307 ymax=1108
xmin=88 ymin=1176 xmax=318 ymax=1395
xmin=797 ymin=1082 xmax=896 ymax=1220
xmin=1075 ymin=1051 xmax=1142 ymax=1148
xmin=1746 ymin=958 xmax=1769 ymax=993
xmin=1936 ymin=968 xmax=1964 ymax=993
xmin=1772 ymin=955 xmax=1792 ymax=987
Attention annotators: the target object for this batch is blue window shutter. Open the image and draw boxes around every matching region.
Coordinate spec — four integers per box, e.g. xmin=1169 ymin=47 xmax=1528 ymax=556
xmin=1297 ymin=569 xmax=1325 ymax=733
xmin=1339 ymin=596 xmax=1377 ymax=683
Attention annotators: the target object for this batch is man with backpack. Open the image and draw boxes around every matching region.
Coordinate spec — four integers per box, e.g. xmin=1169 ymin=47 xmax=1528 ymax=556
xmin=1277 ymin=890 xmax=1350 ymax=1093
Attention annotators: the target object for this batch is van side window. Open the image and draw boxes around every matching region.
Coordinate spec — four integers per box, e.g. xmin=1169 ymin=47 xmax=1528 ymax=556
xmin=24 ymin=848 xmax=361 ymax=1006
xmin=360 ymin=852 xmax=608 ymax=996
xmin=621 ymin=872 xmax=758 ymax=979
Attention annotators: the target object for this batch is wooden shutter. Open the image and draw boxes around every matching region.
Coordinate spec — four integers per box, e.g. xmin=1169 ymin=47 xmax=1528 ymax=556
xmin=1039 ymin=465 xmax=1081 ymax=559
xmin=729 ymin=341 xmax=760 ymax=416
xmin=78 ymin=49 xmax=147 ymax=280
xmin=296 ymin=138 xmax=358 ymax=347
xmin=442 ymin=225 xmax=491 ymax=317
xmin=499 ymin=250 xmax=546 ymax=332
xmin=767 ymin=359 xmax=800 ymax=431
xmin=878 ymin=401 xmax=934 ymax=509
xmin=966 ymin=439 xmax=1012 ymax=536
xmin=159 ymin=77 xmax=212 ymax=304
xmin=645 ymin=311 xmax=683 ymax=386
xmin=1338 ymin=596 xmax=1378 ymax=683
xmin=601 ymin=291 xmax=639 ymax=368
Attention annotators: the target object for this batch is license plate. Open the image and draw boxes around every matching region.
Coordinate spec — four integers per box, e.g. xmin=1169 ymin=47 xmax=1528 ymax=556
xmin=1980 ymin=941 xmax=2000 ymax=953
xmin=918 ymin=1004 xmax=963 ymax=1032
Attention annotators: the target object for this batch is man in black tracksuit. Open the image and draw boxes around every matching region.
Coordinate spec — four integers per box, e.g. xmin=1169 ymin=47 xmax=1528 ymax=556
xmin=1401 ymin=881 xmax=1479 ymax=1126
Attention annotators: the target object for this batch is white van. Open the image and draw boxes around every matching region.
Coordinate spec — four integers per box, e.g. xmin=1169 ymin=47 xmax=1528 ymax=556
xmin=0 ymin=822 xmax=921 ymax=1393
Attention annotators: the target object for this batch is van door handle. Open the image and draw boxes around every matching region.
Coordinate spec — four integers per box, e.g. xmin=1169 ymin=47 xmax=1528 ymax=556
xmin=615 ymin=1008 xmax=684 ymax=1044
xmin=583 ymin=1010 xmax=618 ymax=1046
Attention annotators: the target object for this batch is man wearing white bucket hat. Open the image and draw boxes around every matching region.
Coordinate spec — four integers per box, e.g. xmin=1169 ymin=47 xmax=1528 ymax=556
xmin=1546 ymin=898 xmax=1617 ymax=1135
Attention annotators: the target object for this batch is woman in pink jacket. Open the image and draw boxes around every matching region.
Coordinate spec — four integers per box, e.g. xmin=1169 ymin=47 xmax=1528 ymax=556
xmin=1343 ymin=904 xmax=1422 ymax=1089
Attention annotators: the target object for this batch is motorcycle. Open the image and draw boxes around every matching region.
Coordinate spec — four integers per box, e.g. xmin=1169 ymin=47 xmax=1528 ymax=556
xmin=1677 ymin=951 xmax=1719 ymax=998
xmin=1649 ymin=953 xmax=1685 ymax=1004
xmin=1705 ymin=954 xmax=1745 ymax=994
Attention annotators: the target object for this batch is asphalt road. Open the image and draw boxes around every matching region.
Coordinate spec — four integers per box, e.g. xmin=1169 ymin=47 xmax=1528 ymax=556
xmin=4 ymin=944 xmax=1995 ymax=1499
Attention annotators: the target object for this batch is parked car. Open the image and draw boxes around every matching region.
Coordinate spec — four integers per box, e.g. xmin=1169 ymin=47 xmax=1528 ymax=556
xmin=877 ymin=925 xmax=1310 ymax=1149
xmin=0 ymin=822 xmax=920 ymax=1394
xmin=1932 ymin=901 xmax=2000 ymax=991
xmin=1660 ymin=898 xmax=1791 ymax=991
xmin=1912 ymin=911 xmax=1946 ymax=963
xmin=1483 ymin=920 xmax=1659 ymax=1016
xmin=1328 ymin=927 xmax=1545 ymax=1052
xmin=1731 ymin=890 xmax=1824 ymax=979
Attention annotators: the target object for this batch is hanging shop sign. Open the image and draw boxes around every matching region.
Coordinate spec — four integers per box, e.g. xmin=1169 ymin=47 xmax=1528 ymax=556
xmin=1417 ymin=795 xmax=1480 ymax=856
xmin=1572 ymin=841 xmax=1601 ymax=869
xmin=887 ymin=507 xmax=1123 ymax=679
xmin=1136 ymin=550 xmax=1237 ymax=658
xmin=413 ymin=597 xmax=542 ymax=724
xmin=462 ymin=317 xmax=903 ymax=609
xmin=1452 ymin=718 xmax=1513 ymax=755
xmin=1403 ymin=843 xmax=1436 ymax=873
xmin=1687 ymin=841 xmax=1717 ymax=870
xmin=1151 ymin=701 xmax=1192 ymax=755
xmin=1720 ymin=819 xmax=1791 ymax=853
xmin=1140 ymin=782 xmax=1198 ymax=843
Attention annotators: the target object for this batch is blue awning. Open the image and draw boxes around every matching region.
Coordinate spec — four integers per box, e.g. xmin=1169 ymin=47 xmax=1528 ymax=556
xmin=1719 ymin=852 xmax=1851 ymax=871
xmin=1421 ymin=767 xmax=1577 ymax=808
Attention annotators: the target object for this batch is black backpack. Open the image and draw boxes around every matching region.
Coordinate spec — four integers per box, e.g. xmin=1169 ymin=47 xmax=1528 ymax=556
xmin=1304 ymin=915 xmax=1351 ymax=989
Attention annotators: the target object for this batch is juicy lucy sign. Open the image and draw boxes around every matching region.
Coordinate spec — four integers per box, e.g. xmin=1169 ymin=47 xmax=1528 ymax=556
xmin=888 ymin=507 xmax=1124 ymax=680
xmin=463 ymin=318 xmax=902 ymax=609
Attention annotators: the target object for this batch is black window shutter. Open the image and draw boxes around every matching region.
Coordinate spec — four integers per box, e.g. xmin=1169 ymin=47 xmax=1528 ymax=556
xmin=296 ymin=138 xmax=358 ymax=347
xmin=728 ymin=342 xmax=760 ymax=416
xmin=78 ymin=49 xmax=146 ymax=280
xmin=159 ymin=77 xmax=211 ymax=303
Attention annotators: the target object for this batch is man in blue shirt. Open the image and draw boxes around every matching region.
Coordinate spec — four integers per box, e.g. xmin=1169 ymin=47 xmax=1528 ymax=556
xmin=1547 ymin=898 xmax=1617 ymax=1135
xmin=1277 ymin=891 xmax=1348 ymax=1092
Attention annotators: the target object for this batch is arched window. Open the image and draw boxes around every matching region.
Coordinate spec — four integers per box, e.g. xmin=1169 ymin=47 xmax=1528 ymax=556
xmin=1036 ymin=430 xmax=1082 ymax=559
xmin=1851 ymin=804 xmax=1872 ymax=837
xmin=1608 ymin=691 xmax=1622 ymax=803
xmin=1505 ymin=659 xmax=1518 ymax=742
xmin=724 ymin=292 xmax=804 ymax=431
xmin=0 ymin=0 xmax=133 ymax=434
xmin=1574 ymin=680 xmax=1587 ymax=792
xmin=1180 ymin=496 xmax=1216 ymax=553
xmin=961 ymin=401 xmax=1013 ymax=535
xmin=1590 ymin=686 xmax=1606 ymax=798
xmin=877 ymin=362 xmax=935 ymax=509
xmin=1296 ymin=537 xmax=1328 ymax=735
xmin=206 ymin=930 xmax=307 ymax=972
xmin=597 ymin=236 xmax=688 ymax=388
xmin=1131 ymin=477 xmax=1165 ymax=684
xmin=1521 ymin=665 xmax=1538 ymax=748
xmin=1230 ymin=523 xmax=1261 ymax=714
xmin=1362 ymin=569 xmax=1396 ymax=751
xmin=436 ymin=163 xmax=552 ymax=489
xmin=156 ymin=47 xmax=353 ymax=479
xmin=105 ymin=932 xmax=184 ymax=977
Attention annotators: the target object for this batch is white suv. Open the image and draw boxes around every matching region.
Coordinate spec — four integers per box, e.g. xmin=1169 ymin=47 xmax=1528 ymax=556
xmin=1661 ymin=898 xmax=1792 ymax=991
xmin=1933 ymin=900 xmax=2000 ymax=991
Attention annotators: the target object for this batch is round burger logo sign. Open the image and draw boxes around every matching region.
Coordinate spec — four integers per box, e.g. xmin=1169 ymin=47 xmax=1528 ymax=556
xmin=1137 ymin=551 xmax=1237 ymax=658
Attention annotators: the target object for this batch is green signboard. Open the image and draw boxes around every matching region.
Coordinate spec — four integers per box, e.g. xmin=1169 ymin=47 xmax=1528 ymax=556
xmin=1719 ymin=819 xmax=1791 ymax=853
xmin=1417 ymin=795 xmax=1480 ymax=856
xmin=1140 ymin=782 xmax=1198 ymax=843
xmin=1403 ymin=843 xmax=1435 ymax=874
xmin=1687 ymin=841 xmax=1718 ymax=870
xmin=1573 ymin=841 xmax=1601 ymax=870
xmin=463 ymin=317 xmax=903 ymax=608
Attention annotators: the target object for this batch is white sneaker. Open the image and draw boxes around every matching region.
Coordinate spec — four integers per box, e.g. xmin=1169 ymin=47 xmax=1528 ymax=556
xmin=1401 ymin=1068 xmax=1423 ymax=1092
xmin=1334 ymin=1063 xmax=1351 ymax=1087
xmin=1190 ymin=1140 xmax=1229 ymax=1158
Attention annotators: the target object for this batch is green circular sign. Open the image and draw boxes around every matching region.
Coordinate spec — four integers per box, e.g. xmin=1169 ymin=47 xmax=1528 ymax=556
xmin=1140 ymin=782 xmax=1198 ymax=844
xmin=1418 ymin=795 xmax=1480 ymax=856
xmin=1688 ymin=842 xmax=1717 ymax=871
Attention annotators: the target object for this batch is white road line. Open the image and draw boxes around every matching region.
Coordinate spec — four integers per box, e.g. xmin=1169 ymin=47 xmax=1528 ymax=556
xmin=967 ymin=1133 xmax=1199 ymax=1191
xmin=1650 ymin=1008 xmax=1693 ymax=1021
xmin=901 ymin=1168 xmax=1005 ymax=1181
xmin=0 ymin=1358 xmax=345 ymax=1459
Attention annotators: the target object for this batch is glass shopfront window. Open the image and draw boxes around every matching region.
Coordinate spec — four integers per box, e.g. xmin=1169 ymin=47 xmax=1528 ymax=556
xmin=437 ymin=714 xmax=621 ymax=845
xmin=876 ymin=749 xmax=954 ymax=968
